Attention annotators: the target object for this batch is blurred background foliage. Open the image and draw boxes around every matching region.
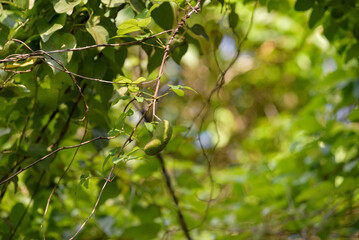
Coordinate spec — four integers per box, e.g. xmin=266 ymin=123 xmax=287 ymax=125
xmin=0 ymin=0 xmax=359 ymax=239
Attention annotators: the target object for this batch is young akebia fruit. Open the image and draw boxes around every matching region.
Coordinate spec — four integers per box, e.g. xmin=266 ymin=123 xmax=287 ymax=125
xmin=144 ymin=120 xmax=173 ymax=155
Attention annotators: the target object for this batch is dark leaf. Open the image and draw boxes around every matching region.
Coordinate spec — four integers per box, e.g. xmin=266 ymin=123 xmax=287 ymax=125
xmin=309 ymin=5 xmax=325 ymax=28
xmin=229 ymin=9 xmax=239 ymax=30
xmin=190 ymin=24 xmax=209 ymax=41
xmin=345 ymin=43 xmax=359 ymax=62
xmin=172 ymin=43 xmax=188 ymax=64
xmin=151 ymin=2 xmax=174 ymax=30
xmin=294 ymin=0 xmax=314 ymax=11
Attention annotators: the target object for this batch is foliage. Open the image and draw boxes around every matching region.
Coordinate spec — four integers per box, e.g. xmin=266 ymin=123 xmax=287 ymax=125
xmin=0 ymin=0 xmax=359 ymax=239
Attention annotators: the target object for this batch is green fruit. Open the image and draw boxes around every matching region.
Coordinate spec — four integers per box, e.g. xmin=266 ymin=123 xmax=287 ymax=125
xmin=144 ymin=139 xmax=163 ymax=155
xmin=154 ymin=120 xmax=172 ymax=144
xmin=144 ymin=120 xmax=173 ymax=155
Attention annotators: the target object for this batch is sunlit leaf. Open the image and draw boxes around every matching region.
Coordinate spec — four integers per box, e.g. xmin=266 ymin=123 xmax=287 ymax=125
xmin=112 ymin=156 xmax=125 ymax=164
xmin=114 ymin=75 xmax=132 ymax=84
xmin=172 ymin=88 xmax=184 ymax=96
xmin=135 ymin=95 xmax=144 ymax=102
xmin=145 ymin=122 xmax=154 ymax=132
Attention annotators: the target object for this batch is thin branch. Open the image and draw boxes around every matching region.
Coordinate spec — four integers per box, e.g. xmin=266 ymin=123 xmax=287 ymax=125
xmin=0 ymin=72 xmax=17 ymax=88
xmin=41 ymin=120 xmax=89 ymax=239
xmin=182 ymin=0 xmax=258 ymax=230
xmin=157 ymin=154 xmax=192 ymax=240
xmin=136 ymin=105 xmax=193 ymax=240
xmin=152 ymin=0 xmax=201 ymax=120
xmin=8 ymin=39 xmax=89 ymax=122
xmin=38 ymin=49 xmax=89 ymax=122
xmin=0 ymin=136 xmax=114 ymax=186
xmin=0 ymin=30 xmax=172 ymax=64
xmin=69 ymin=103 xmax=152 ymax=239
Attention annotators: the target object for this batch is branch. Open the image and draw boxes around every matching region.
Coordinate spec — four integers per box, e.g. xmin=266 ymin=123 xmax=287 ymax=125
xmin=152 ymin=0 xmax=202 ymax=120
xmin=134 ymin=99 xmax=194 ymax=240
xmin=182 ymin=0 xmax=258 ymax=229
xmin=157 ymin=154 xmax=193 ymax=240
xmin=0 ymin=30 xmax=172 ymax=64
xmin=0 ymin=136 xmax=114 ymax=186
xmin=69 ymin=103 xmax=152 ymax=239
xmin=40 ymin=121 xmax=89 ymax=239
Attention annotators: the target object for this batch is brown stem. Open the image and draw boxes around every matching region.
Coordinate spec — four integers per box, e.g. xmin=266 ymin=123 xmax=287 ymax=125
xmin=157 ymin=154 xmax=192 ymax=240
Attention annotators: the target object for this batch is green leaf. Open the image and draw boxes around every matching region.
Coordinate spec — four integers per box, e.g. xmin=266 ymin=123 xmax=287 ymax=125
xmin=323 ymin=20 xmax=337 ymax=41
xmin=267 ymin=0 xmax=290 ymax=12
xmin=103 ymin=147 xmax=122 ymax=168
xmin=126 ymin=146 xmax=140 ymax=156
xmin=115 ymin=112 xmax=127 ymax=128
xmin=259 ymin=0 xmax=267 ymax=5
xmin=130 ymin=0 xmax=145 ymax=13
xmin=229 ymin=3 xmax=239 ymax=30
xmin=40 ymin=32 xmax=76 ymax=74
xmin=0 ymin=83 xmax=28 ymax=97
xmin=147 ymin=48 xmax=163 ymax=74
xmin=190 ymin=24 xmax=209 ymax=41
xmin=181 ymin=86 xmax=198 ymax=94
xmin=116 ymin=18 xmax=151 ymax=35
xmin=134 ymin=160 xmax=159 ymax=178
xmin=168 ymin=84 xmax=198 ymax=95
xmin=132 ymin=205 xmax=161 ymax=224
xmin=9 ymin=203 xmax=25 ymax=227
xmin=243 ymin=0 xmax=256 ymax=4
xmin=145 ymin=122 xmax=154 ymax=132
xmin=92 ymin=128 xmax=109 ymax=152
xmin=172 ymin=88 xmax=184 ymax=96
xmin=294 ymin=0 xmax=314 ymax=11
xmin=126 ymin=109 xmax=134 ymax=116
xmin=111 ymin=94 xmax=131 ymax=106
xmin=133 ymin=77 xmax=147 ymax=84
xmin=151 ymin=2 xmax=174 ymax=30
xmin=348 ymin=108 xmax=359 ymax=122
xmin=37 ymin=14 xmax=66 ymax=42
xmin=13 ymin=0 xmax=28 ymax=9
xmin=114 ymin=75 xmax=132 ymax=84
xmin=168 ymin=84 xmax=179 ymax=89
xmin=107 ymin=128 xmax=122 ymax=137
xmin=134 ymin=33 xmax=151 ymax=41
xmin=137 ymin=18 xmax=151 ymax=28
xmin=112 ymin=156 xmax=125 ymax=164
xmin=135 ymin=96 xmax=144 ymax=103
xmin=182 ymin=86 xmax=199 ymax=94
xmin=53 ymin=0 xmax=82 ymax=14
xmin=115 ymin=5 xmax=135 ymax=27
xmin=345 ymin=43 xmax=359 ymax=62
xmin=146 ymin=4 xmax=160 ymax=18
xmin=308 ymin=5 xmax=325 ymax=28
xmin=117 ymin=20 xmax=142 ymax=35
xmin=86 ymin=24 xmax=109 ymax=47
xmin=78 ymin=173 xmax=90 ymax=189
xmin=101 ymin=0 xmax=125 ymax=8
xmin=0 ymin=24 xmax=9 ymax=50
xmin=172 ymin=44 xmax=188 ymax=64
xmin=128 ymin=85 xmax=140 ymax=93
